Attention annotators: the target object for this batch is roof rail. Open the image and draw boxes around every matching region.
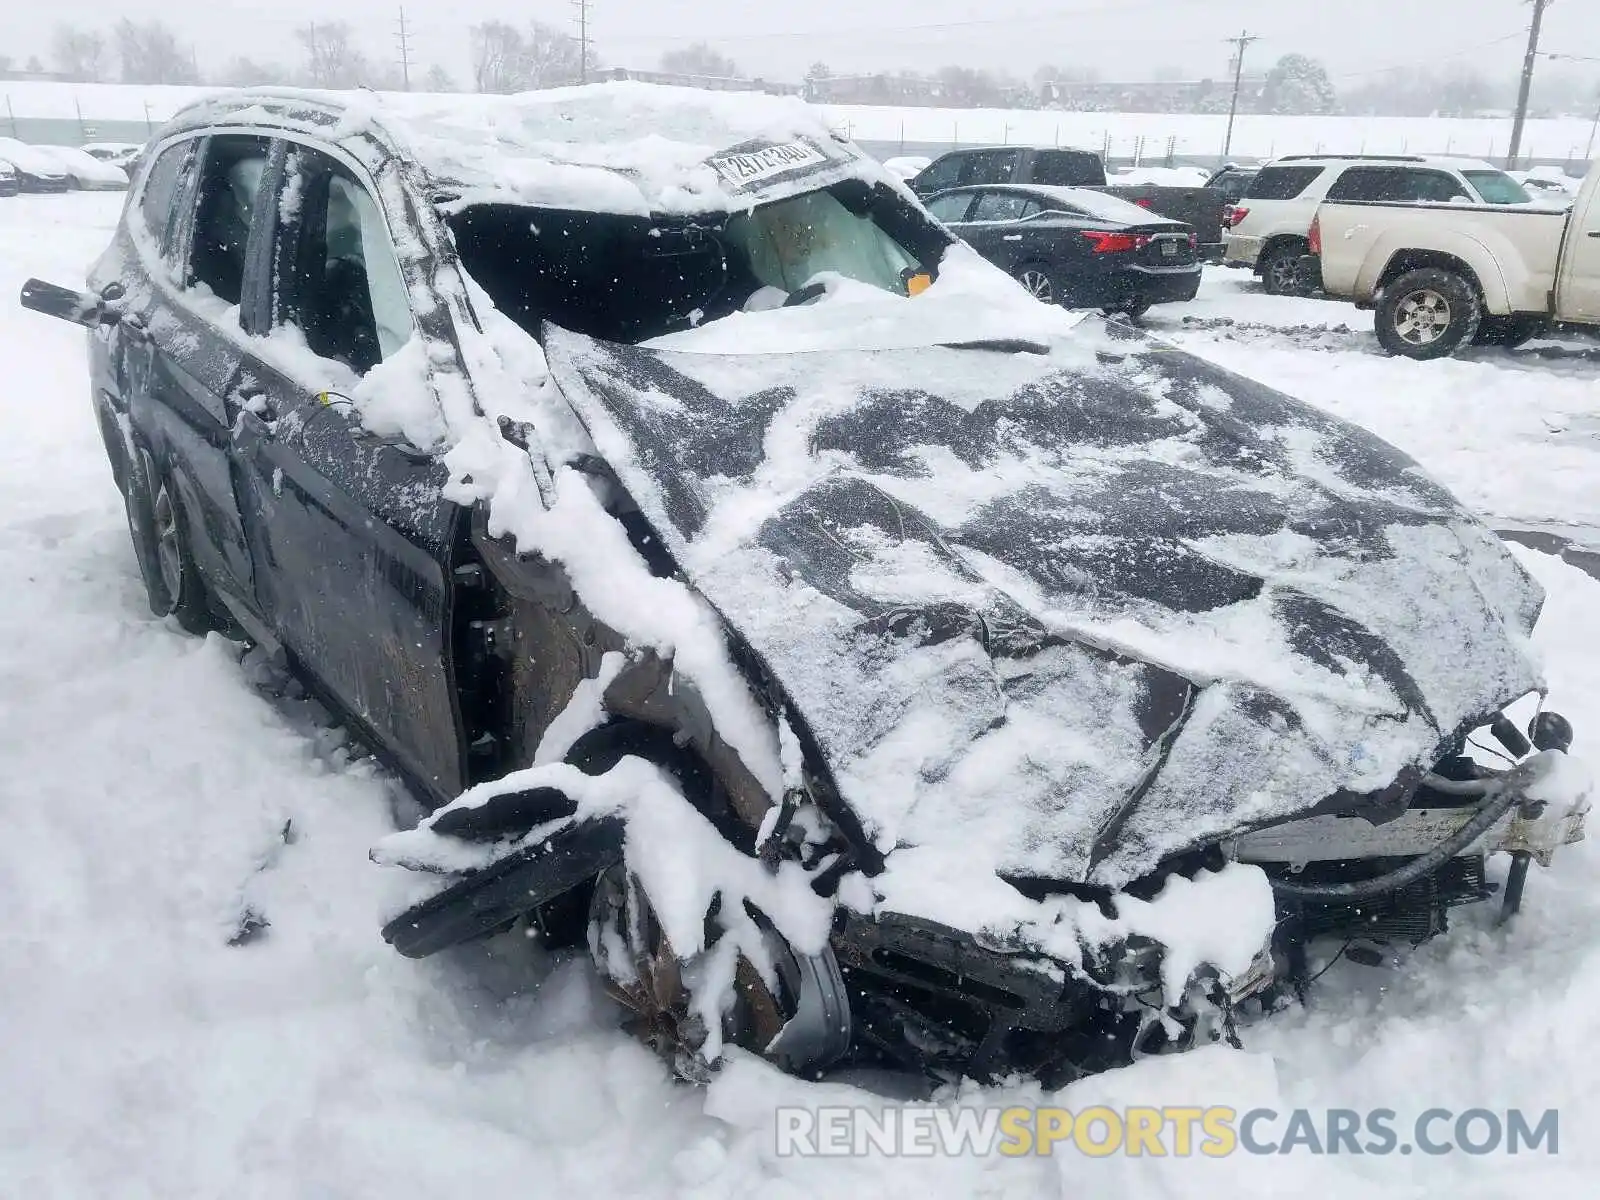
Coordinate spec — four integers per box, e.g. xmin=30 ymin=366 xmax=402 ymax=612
xmin=1275 ymin=154 xmax=1427 ymax=163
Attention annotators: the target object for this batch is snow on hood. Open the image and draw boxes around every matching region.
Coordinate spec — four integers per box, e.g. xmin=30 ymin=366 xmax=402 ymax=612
xmin=543 ymin=318 xmax=1546 ymax=890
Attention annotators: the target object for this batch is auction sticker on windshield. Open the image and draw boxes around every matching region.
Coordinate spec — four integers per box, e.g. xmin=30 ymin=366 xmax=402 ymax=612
xmin=709 ymin=140 xmax=829 ymax=189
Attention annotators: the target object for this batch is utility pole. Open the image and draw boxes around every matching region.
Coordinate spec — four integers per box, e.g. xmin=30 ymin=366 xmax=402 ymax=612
xmin=1221 ymin=30 xmax=1260 ymax=163
xmin=1587 ymin=93 xmax=1599 ymax=161
xmin=1507 ymin=0 xmax=1551 ymax=169
xmin=572 ymin=0 xmax=592 ymax=84
xmin=394 ymin=5 xmax=413 ymax=91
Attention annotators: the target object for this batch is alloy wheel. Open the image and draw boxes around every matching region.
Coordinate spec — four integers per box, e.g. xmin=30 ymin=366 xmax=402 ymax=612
xmin=1393 ymin=289 xmax=1452 ymax=346
xmin=1017 ymin=269 xmax=1054 ymax=303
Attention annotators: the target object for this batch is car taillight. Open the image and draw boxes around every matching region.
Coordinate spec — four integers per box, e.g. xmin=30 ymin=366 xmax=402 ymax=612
xmin=1224 ymin=205 xmax=1249 ymax=228
xmin=1188 ymin=232 xmax=1198 ymax=250
xmin=1308 ymin=215 xmax=1322 ymax=256
xmin=1133 ymin=198 xmax=1153 ymax=209
xmin=1081 ymin=230 xmax=1150 ymax=253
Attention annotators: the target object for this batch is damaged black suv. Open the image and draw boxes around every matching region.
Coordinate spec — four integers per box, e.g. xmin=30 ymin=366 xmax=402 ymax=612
xmin=21 ymin=84 xmax=1587 ymax=1088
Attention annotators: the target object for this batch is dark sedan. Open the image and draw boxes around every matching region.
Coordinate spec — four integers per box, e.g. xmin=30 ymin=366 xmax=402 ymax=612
xmin=925 ymin=184 xmax=1201 ymax=317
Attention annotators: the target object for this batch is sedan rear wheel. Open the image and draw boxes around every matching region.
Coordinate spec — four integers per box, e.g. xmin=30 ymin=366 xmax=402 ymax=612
xmin=1014 ymin=265 xmax=1057 ymax=304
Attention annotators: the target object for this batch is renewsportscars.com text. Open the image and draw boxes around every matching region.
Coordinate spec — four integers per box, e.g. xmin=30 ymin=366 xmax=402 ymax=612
xmin=774 ymin=1105 xmax=1559 ymax=1158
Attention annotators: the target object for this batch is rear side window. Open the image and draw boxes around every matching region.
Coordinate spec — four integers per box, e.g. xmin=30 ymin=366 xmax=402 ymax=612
xmin=187 ymin=135 xmax=273 ymax=307
xmin=925 ymin=192 xmax=975 ymax=222
xmin=1462 ymin=170 xmax=1533 ymax=206
xmin=1245 ymin=165 xmax=1324 ymax=200
xmin=1326 ymin=167 xmax=1469 ymax=205
xmin=958 ymin=150 xmax=1024 ymax=186
xmin=1031 ymin=151 xmax=1105 ymax=187
xmin=136 ymin=141 xmax=193 ymax=257
xmin=915 ymin=154 xmax=963 ymax=193
xmin=971 ymin=192 xmax=1041 ymax=222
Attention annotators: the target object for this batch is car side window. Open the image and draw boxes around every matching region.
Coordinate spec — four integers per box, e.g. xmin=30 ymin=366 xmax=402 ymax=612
xmin=1244 ymin=165 xmax=1323 ymax=200
xmin=915 ymin=154 xmax=963 ymax=193
xmin=1031 ymin=151 xmax=1103 ymax=187
xmin=136 ymin=140 xmax=194 ymax=259
xmin=186 ymin=135 xmax=273 ymax=308
xmin=926 ymin=192 xmax=975 ymax=223
xmin=1399 ymin=170 xmax=1470 ymax=203
xmin=970 ymin=192 xmax=1040 ymax=222
xmin=958 ymin=150 xmax=1023 ymax=186
xmin=273 ymin=146 xmax=414 ymax=375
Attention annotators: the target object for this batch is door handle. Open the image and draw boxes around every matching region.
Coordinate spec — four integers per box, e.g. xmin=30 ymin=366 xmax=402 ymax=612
xmin=1003 ymin=234 xmax=1023 ymax=241
xmin=1587 ymin=231 xmax=1600 ymax=238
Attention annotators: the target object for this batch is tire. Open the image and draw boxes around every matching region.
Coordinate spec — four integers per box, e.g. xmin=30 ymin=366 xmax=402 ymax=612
xmin=1374 ymin=268 xmax=1482 ymax=360
xmin=1012 ymin=263 xmax=1059 ymax=305
xmin=123 ymin=445 xmax=212 ymax=634
xmin=1260 ymin=241 xmax=1319 ymax=297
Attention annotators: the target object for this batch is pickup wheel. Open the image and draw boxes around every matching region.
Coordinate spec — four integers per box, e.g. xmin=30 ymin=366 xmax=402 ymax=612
xmin=1375 ymin=268 xmax=1482 ymax=360
xmin=1260 ymin=241 xmax=1319 ymax=297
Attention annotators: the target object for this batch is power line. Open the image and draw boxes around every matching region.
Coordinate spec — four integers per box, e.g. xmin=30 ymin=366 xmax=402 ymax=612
xmin=1221 ymin=30 xmax=1260 ymax=162
xmin=394 ymin=5 xmax=413 ymax=92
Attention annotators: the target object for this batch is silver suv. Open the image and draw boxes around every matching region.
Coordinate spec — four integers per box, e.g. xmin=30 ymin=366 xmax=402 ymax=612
xmin=1223 ymin=155 xmax=1534 ymax=295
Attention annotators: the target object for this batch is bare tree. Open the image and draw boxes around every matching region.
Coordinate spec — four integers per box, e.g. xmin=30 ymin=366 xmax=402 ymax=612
xmin=523 ymin=21 xmax=583 ymax=88
xmin=470 ymin=21 xmax=524 ymax=92
xmin=423 ymin=64 xmax=456 ymax=93
xmin=53 ymin=25 xmax=108 ymax=82
xmin=471 ymin=20 xmax=583 ymax=93
xmin=660 ymin=43 xmax=738 ymax=80
xmin=114 ymin=19 xmax=199 ymax=85
xmin=295 ymin=21 xmax=368 ymax=88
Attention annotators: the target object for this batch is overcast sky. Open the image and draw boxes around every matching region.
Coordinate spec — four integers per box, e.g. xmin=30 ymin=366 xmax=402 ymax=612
xmin=8 ymin=0 xmax=1599 ymax=86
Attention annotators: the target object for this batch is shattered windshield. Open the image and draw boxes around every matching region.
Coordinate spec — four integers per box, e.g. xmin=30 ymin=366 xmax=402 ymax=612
xmin=448 ymin=179 xmax=939 ymax=344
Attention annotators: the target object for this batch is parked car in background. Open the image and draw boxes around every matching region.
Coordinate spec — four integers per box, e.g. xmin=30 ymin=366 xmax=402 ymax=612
xmin=82 ymin=142 xmax=146 ymax=173
xmin=33 ymin=145 xmax=130 ymax=190
xmin=1310 ymin=160 xmax=1599 ymax=357
xmin=1225 ymin=155 xmax=1536 ymax=296
xmin=0 ymin=160 xmax=18 ymax=198
xmin=1206 ymin=164 xmax=1258 ymax=202
xmin=881 ymin=154 xmax=930 ymax=181
xmin=0 ymin=139 xmax=70 ymax=193
xmin=925 ymin=183 xmax=1201 ymax=316
xmin=911 ymin=146 xmax=1228 ymax=257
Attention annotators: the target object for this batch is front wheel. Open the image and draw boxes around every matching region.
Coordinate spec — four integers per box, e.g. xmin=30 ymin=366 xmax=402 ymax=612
xmin=587 ymin=864 xmax=851 ymax=1082
xmin=1374 ymin=268 xmax=1482 ymax=360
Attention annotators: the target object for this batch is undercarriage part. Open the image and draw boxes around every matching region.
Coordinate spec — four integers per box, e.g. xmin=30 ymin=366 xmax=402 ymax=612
xmin=1291 ymin=854 xmax=1493 ymax=945
xmin=381 ymin=816 xmax=623 ymax=958
xmin=832 ymin=910 xmax=1138 ymax=1086
xmin=587 ymin=865 xmax=851 ymax=1080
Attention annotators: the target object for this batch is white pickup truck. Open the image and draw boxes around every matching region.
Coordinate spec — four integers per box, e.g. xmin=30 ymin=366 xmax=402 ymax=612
xmin=1310 ymin=161 xmax=1600 ymax=358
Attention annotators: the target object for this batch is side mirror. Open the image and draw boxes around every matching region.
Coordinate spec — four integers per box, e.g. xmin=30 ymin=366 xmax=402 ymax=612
xmin=18 ymin=277 xmax=115 ymax=329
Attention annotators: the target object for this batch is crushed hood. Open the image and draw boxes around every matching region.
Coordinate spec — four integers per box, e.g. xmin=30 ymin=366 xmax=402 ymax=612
xmin=542 ymin=320 xmax=1544 ymax=888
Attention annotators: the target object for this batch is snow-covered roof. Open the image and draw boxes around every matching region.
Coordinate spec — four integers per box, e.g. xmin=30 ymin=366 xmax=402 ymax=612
xmin=161 ymin=82 xmax=884 ymax=216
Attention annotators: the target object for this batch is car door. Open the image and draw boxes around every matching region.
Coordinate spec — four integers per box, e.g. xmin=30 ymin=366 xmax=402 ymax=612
xmin=911 ymin=152 xmax=965 ymax=197
xmin=924 ymin=190 xmax=977 ymax=226
xmin=957 ymin=149 xmax=1025 ymax=187
xmin=1555 ymin=179 xmax=1600 ymax=322
xmin=120 ymin=133 xmax=272 ymax=617
xmin=231 ymin=140 xmax=466 ymax=803
xmin=956 ymin=190 xmax=1044 ymax=272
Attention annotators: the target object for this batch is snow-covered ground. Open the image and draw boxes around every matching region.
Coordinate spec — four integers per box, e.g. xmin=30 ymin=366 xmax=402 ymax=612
xmin=3 ymin=192 xmax=1600 ymax=1197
